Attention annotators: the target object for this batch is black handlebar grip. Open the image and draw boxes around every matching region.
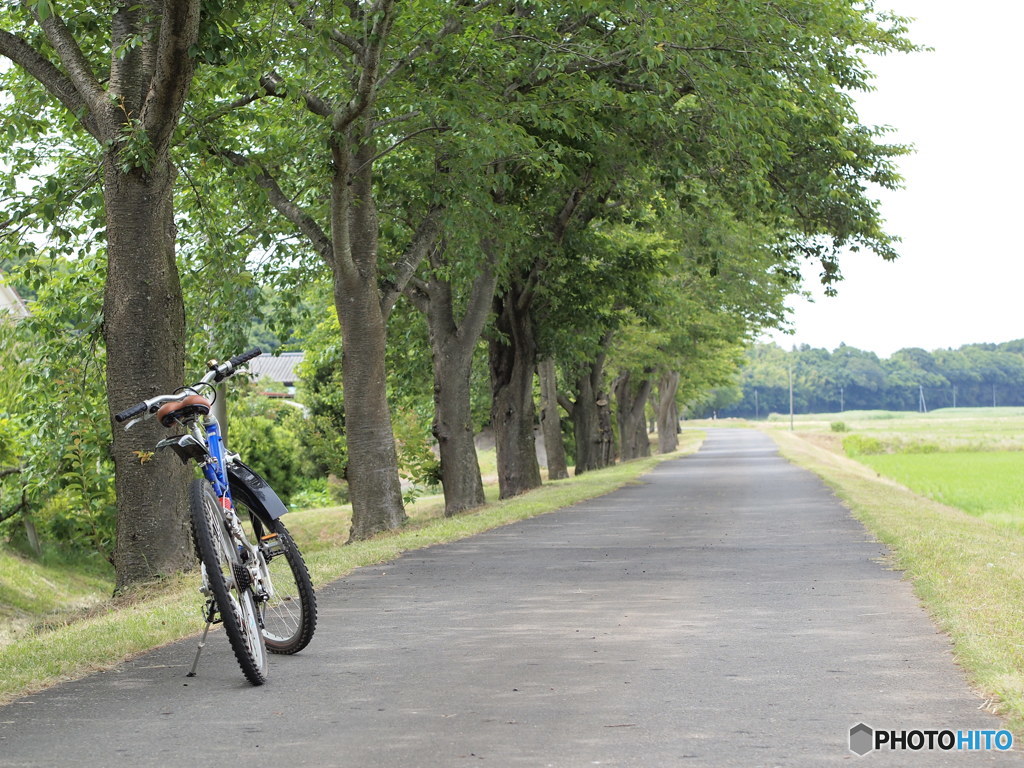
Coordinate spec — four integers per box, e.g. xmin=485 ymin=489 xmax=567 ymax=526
xmin=228 ymin=347 xmax=262 ymax=369
xmin=114 ymin=402 xmax=147 ymax=423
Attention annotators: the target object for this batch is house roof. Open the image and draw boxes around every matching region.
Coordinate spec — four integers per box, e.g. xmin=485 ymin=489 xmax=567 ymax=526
xmin=0 ymin=278 xmax=29 ymax=319
xmin=246 ymin=351 xmax=304 ymax=386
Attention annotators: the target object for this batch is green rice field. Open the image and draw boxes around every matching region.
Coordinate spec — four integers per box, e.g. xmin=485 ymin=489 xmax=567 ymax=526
xmin=762 ymin=409 xmax=1024 ymax=529
xmin=856 ymin=452 xmax=1024 ymax=529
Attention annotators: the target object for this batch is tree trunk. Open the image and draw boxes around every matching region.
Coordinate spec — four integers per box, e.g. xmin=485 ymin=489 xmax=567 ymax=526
xmin=104 ymin=158 xmax=192 ymax=591
xmin=570 ymin=332 xmax=614 ymax=475
xmin=538 ymin=358 xmax=568 ymax=480
xmin=335 ymin=137 xmax=407 ymax=540
xmin=335 ymin=278 xmax=407 ymax=538
xmin=432 ymin=345 xmax=485 ymax=515
xmin=572 ymin=367 xmax=614 ymax=475
xmin=418 ymin=251 xmax=496 ymax=516
xmin=0 ymin=1 xmax=202 ymax=591
xmin=614 ymin=371 xmax=652 ymax=461
xmin=657 ymin=370 xmax=681 ymax=453
xmin=488 ymin=283 xmax=541 ymax=498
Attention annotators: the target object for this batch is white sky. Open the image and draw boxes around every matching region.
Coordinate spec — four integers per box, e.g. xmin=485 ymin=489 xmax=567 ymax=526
xmin=763 ymin=0 xmax=1024 ymax=358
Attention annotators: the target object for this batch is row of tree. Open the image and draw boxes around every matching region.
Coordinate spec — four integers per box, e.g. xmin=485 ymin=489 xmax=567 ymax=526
xmin=708 ymin=341 xmax=1024 ymax=417
xmin=1 ymin=2 xmax=916 ymax=590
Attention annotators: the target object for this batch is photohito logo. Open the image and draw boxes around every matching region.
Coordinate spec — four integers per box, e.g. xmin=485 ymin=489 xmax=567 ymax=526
xmin=849 ymin=723 xmax=1013 ymax=756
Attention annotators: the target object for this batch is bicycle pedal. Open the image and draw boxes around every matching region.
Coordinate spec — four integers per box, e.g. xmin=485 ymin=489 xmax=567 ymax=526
xmin=260 ymin=533 xmax=285 ymax=558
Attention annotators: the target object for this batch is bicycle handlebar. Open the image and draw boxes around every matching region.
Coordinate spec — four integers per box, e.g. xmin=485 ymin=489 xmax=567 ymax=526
xmin=114 ymin=401 xmax=148 ymax=423
xmin=215 ymin=347 xmax=263 ymax=382
xmin=115 ymin=347 xmax=263 ymax=428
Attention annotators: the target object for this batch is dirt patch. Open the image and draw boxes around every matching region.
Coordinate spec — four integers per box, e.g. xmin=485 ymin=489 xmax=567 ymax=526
xmin=794 ymin=432 xmax=844 ymax=456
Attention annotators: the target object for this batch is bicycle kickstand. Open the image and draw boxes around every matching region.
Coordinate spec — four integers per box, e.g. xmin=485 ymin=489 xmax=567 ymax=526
xmin=187 ymin=602 xmax=218 ymax=678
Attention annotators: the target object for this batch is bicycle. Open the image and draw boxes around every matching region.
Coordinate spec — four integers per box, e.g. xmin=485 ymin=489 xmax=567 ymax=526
xmin=115 ymin=348 xmax=317 ymax=685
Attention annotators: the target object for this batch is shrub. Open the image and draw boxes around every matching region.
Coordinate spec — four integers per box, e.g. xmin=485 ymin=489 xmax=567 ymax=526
xmin=830 ymin=421 xmax=849 ymax=433
xmin=843 ymin=434 xmax=887 ymax=456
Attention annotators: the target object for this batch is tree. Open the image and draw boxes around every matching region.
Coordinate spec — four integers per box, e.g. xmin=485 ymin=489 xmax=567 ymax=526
xmin=406 ymin=239 xmax=497 ymax=515
xmin=194 ymin=1 xmax=537 ymax=538
xmin=0 ymin=1 xmax=215 ymax=589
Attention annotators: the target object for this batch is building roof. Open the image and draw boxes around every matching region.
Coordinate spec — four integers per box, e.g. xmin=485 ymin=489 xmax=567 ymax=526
xmin=0 ymin=278 xmax=29 ymax=319
xmin=246 ymin=351 xmax=305 ymax=386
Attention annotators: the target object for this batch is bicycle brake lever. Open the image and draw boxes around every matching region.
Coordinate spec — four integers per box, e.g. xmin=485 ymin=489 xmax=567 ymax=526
xmin=123 ymin=416 xmax=145 ymax=431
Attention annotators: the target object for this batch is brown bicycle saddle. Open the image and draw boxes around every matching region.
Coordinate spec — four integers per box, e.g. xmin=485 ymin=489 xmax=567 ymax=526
xmin=155 ymin=394 xmax=212 ymax=427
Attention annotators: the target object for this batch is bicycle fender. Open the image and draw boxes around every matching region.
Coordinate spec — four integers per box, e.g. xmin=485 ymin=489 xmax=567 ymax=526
xmin=227 ymin=461 xmax=289 ymax=524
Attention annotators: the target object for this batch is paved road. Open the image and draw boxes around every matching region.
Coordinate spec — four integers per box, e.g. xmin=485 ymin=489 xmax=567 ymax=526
xmin=1 ymin=429 xmax=1020 ymax=766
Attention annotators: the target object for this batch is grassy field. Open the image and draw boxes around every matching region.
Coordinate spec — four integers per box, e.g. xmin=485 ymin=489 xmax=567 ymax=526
xmin=0 ymin=435 xmax=702 ymax=705
xmin=758 ymin=409 xmax=1024 ymax=734
xmin=857 ymin=452 xmax=1024 ymax=529
xmin=767 ymin=407 xmax=1024 ymax=451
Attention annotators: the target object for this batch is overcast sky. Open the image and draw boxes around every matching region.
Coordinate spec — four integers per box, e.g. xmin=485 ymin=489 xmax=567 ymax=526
xmin=762 ymin=0 xmax=1024 ymax=358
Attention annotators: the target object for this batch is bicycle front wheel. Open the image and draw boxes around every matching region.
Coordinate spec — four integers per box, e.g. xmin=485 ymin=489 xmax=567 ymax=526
xmin=189 ymin=479 xmax=268 ymax=685
xmin=248 ymin=514 xmax=317 ymax=654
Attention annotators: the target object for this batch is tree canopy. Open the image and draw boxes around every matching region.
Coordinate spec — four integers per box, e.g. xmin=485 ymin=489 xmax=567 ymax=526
xmin=1 ymin=1 xmax=918 ymax=586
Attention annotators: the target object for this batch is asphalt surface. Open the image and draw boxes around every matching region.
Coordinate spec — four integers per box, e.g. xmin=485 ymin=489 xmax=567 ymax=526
xmin=1 ymin=428 xmax=1021 ymax=766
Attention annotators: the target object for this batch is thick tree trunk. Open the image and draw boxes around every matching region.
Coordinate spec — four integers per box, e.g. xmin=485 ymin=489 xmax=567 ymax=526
xmin=614 ymin=371 xmax=652 ymax=462
xmin=335 ymin=138 xmax=407 ymax=540
xmin=657 ymin=370 xmax=681 ymax=453
xmin=488 ymin=284 xmax=541 ymax=498
xmin=335 ymin=278 xmax=407 ymax=538
xmin=1 ymin=1 xmax=201 ymax=591
xmin=104 ymin=158 xmax=192 ymax=591
xmin=538 ymin=358 xmax=568 ymax=480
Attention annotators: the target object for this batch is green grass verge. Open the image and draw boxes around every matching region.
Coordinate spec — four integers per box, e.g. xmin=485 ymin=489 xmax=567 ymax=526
xmin=768 ymin=428 xmax=1024 ymax=735
xmin=0 ymin=432 xmax=702 ymax=705
xmin=0 ymin=550 xmax=114 ymax=646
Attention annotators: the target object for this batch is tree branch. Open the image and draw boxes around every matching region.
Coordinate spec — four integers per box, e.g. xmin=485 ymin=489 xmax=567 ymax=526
xmin=457 ymin=239 xmax=499 ymax=342
xmin=379 ymin=0 xmax=500 ymax=89
xmin=403 ymin=276 xmax=431 ymax=314
xmin=285 ymin=0 xmax=366 ymax=61
xmin=328 ymin=27 xmax=367 ymax=61
xmin=221 ymin=150 xmax=333 ymax=265
xmin=331 ymin=0 xmax=397 ymax=133
xmin=380 ymin=205 xmax=444 ymax=318
xmin=109 ymin=2 xmax=147 ymax=114
xmin=352 ymin=125 xmax=448 ymax=176
xmin=140 ymin=0 xmax=201 ymax=152
xmin=0 ymin=29 xmax=101 ymax=137
xmin=557 ymin=392 xmax=575 ymax=416
xmin=33 ymin=9 xmax=107 ymax=119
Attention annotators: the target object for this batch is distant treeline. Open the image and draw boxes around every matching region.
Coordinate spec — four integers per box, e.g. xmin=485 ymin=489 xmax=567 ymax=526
xmin=708 ymin=340 xmax=1024 ymax=417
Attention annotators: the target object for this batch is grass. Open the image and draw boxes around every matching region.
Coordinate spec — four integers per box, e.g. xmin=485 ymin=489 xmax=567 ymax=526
xmin=0 ymin=433 xmax=703 ymax=705
xmin=765 ymin=407 xmax=1024 ymax=451
xmin=764 ymin=419 xmax=1024 ymax=735
xmin=0 ymin=550 xmax=113 ymax=646
xmin=856 ymin=452 xmax=1024 ymax=530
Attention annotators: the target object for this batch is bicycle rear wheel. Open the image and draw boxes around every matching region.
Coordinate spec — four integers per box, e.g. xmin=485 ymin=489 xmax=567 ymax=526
xmin=248 ymin=513 xmax=317 ymax=654
xmin=189 ymin=479 xmax=268 ymax=685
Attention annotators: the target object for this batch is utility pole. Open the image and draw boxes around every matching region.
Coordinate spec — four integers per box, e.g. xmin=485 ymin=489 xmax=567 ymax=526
xmin=788 ymin=364 xmax=794 ymax=431
xmin=918 ymin=384 xmax=927 ymax=413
